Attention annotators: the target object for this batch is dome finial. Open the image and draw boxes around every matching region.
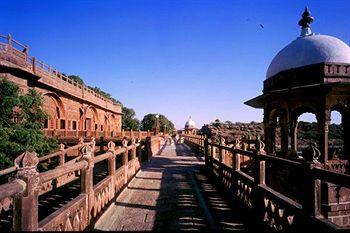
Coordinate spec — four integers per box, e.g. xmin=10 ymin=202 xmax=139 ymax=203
xmin=298 ymin=7 xmax=314 ymax=37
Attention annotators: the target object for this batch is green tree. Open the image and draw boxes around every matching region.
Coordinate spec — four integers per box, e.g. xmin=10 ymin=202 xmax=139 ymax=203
xmin=140 ymin=114 xmax=175 ymax=134
xmin=122 ymin=107 xmax=140 ymax=131
xmin=67 ymin=75 xmax=84 ymax=85
xmin=0 ymin=79 xmax=58 ymax=169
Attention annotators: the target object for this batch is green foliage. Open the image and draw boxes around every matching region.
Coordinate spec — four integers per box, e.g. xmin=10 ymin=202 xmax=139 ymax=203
xmin=122 ymin=107 xmax=140 ymax=131
xmin=64 ymin=73 xmax=122 ymax=105
xmin=67 ymin=75 xmax=84 ymax=85
xmin=0 ymin=79 xmax=58 ymax=169
xmin=140 ymin=114 xmax=175 ymax=134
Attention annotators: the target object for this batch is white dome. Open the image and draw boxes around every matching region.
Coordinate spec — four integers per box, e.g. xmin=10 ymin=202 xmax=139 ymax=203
xmin=266 ymin=34 xmax=350 ymax=79
xmin=185 ymin=117 xmax=196 ymax=128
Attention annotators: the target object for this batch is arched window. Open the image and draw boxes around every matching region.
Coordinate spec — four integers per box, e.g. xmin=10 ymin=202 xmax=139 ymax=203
xmin=296 ymin=112 xmax=318 ymax=152
xmin=329 ymin=110 xmax=344 ymax=159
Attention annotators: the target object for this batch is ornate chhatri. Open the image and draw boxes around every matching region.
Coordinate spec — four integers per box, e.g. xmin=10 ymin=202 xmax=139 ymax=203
xmin=246 ymin=8 xmax=350 ymax=227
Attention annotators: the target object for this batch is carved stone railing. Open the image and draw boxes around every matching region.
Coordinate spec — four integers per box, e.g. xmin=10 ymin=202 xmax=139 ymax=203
xmin=0 ymin=135 xmax=164 ymax=231
xmin=42 ymin=129 xmax=153 ymax=142
xmin=0 ymin=34 xmax=120 ymax=113
xmin=182 ymin=134 xmax=350 ymax=231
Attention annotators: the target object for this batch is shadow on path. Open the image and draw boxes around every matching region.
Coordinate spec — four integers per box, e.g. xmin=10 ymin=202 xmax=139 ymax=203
xmin=95 ymin=142 xmax=254 ymax=231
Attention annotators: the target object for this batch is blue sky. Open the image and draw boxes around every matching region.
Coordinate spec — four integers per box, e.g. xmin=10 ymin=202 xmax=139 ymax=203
xmin=1 ymin=0 xmax=349 ymax=128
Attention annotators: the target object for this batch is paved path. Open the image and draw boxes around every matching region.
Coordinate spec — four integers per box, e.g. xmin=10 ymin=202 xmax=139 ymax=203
xmin=94 ymin=143 xmax=249 ymax=231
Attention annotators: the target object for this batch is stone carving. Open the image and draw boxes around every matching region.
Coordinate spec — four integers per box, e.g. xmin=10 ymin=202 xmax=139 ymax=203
xmin=14 ymin=151 xmax=40 ymax=196
xmin=234 ymin=138 xmax=241 ymax=149
xmin=122 ymin=138 xmax=128 ymax=147
xmin=0 ymin=197 xmax=13 ymax=212
xmin=107 ymin=141 xmax=115 ymax=151
xmin=14 ymin=151 xmax=39 ymax=170
xmin=220 ymin=137 xmax=226 ymax=146
xmin=301 ymin=142 xmax=321 ymax=163
xmin=255 ymin=134 xmax=265 ymax=153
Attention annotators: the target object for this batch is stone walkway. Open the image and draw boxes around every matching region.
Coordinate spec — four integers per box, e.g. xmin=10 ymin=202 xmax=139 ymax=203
xmin=94 ymin=143 xmax=249 ymax=231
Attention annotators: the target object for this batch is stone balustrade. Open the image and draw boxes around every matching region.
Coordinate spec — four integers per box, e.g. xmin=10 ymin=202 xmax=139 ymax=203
xmin=0 ymin=135 xmax=164 ymax=231
xmin=181 ymin=134 xmax=350 ymax=231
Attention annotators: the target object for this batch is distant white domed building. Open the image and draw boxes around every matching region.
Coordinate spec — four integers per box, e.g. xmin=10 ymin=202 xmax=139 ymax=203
xmin=184 ymin=116 xmax=197 ymax=135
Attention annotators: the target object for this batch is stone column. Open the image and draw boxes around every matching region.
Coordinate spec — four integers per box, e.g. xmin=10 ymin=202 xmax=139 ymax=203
xmin=280 ymin=122 xmax=289 ymax=156
xmin=264 ymin=118 xmax=275 ymax=154
xmin=290 ymin=120 xmax=298 ymax=152
xmin=13 ymin=151 xmax=40 ymax=231
xmin=318 ymin=111 xmax=330 ymax=163
xmin=342 ymin=115 xmax=350 ymax=160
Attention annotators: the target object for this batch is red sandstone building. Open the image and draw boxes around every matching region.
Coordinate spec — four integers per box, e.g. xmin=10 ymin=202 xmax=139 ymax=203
xmin=0 ymin=34 xmax=122 ymax=139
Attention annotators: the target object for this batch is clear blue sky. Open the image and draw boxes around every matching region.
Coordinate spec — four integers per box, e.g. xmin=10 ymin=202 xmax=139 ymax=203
xmin=1 ymin=0 xmax=349 ymax=128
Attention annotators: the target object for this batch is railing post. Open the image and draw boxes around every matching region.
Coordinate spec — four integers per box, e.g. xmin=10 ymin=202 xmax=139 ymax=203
xmin=32 ymin=57 xmax=36 ymax=74
xmin=301 ymin=162 xmax=321 ymax=218
xmin=218 ymin=137 xmax=225 ymax=183
xmin=13 ymin=151 xmax=39 ymax=231
xmin=7 ymin=34 xmax=12 ymax=47
xmin=145 ymin=136 xmax=152 ymax=162
xmin=136 ymin=137 xmax=142 ymax=165
xmin=204 ymin=136 xmax=209 ymax=167
xmin=234 ymin=139 xmax=241 ymax=171
xmin=122 ymin=139 xmax=129 ymax=184
xmin=131 ymin=138 xmax=136 ymax=160
xmin=107 ymin=141 xmax=116 ymax=198
xmin=130 ymin=138 xmax=137 ymax=175
xmin=80 ymin=138 xmax=95 ymax=222
xmin=59 ymin=143 xmax=65 ymax=166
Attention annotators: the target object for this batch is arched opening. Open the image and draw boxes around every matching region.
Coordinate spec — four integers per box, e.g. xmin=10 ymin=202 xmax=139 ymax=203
xmin=42 ymin=93 xmax=65 ymax=130
xmin=296 ymin=112 xmax=318 ymax=153
xmin=329 ymin=109 xmax=344 ymax=160
xmin=85 ymin=106 xmax=99 ymax=132
xmin=267 ymin=108 xmax=288 ymax=155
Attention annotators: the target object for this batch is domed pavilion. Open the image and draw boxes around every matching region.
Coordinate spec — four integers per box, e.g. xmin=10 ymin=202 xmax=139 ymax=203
xmin=245 ymin=8 xmax=350 ymax=226
xmin=246 ymin=8 xmax=350 ymax=165
xmin=184 ymin=116 xmax=197 ymax=135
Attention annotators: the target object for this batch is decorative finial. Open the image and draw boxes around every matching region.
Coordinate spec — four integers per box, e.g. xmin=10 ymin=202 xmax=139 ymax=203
xmin=298 ymin=7 xmax=314 ymax=37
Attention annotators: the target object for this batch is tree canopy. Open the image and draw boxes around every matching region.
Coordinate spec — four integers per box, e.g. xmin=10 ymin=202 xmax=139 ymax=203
xmin=122 ymin=107 xmax=140 ymax=131
xmin=63 ymin=74 xmax=122 ymax=105
xmin=0 ymin=79 xmax=58 ymax=169
xmin=140 ymin=114 xmax=175 ymax=134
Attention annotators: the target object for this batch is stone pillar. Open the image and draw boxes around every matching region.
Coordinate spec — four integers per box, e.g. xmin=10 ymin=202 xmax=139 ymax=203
xmin=318 ymin=111 xmax=330 ymax=163
xmin=264 ymin=119 xmax=275 ymax=154
xmin=342 ymin=115 xmax=350 ymax=161
xmin=13 ymin=151 xmax=40 ymax=231
xmin=290 ymin=120 xmax=298 ymax=151
xmin=280 ymin=122 xmax=289 ymax=156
